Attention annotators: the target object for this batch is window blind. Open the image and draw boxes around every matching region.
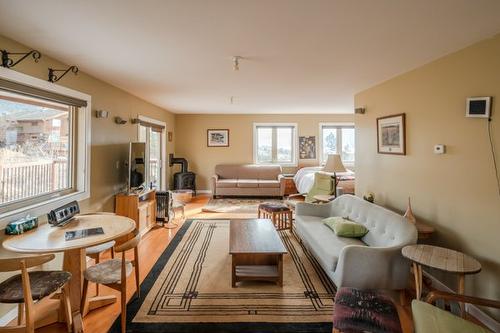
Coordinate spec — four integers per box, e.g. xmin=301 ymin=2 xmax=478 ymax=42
xmin=138 ymin=119 xmax=165 ymax=131
xmin=0 ymin=77 xmax=87 ymax=107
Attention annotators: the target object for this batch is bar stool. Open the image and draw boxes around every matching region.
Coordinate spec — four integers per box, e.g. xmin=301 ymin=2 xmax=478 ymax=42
xmin=0 ymin=254 xmax=73 ymax=333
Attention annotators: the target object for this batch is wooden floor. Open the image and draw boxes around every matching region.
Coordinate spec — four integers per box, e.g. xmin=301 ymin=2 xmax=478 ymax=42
xmin=32 ymin=195 xmax=478 ymax=333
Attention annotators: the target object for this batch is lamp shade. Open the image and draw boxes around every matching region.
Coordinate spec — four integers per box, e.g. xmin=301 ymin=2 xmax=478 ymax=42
xmin=323 ymin=154 xmax=347 ymax=173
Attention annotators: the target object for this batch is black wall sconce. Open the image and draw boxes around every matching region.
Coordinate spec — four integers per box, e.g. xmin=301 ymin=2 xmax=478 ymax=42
xmin=1 ymin=49 xmax=41 ymax=68
xmin=114 ymin=116 xmax=127 ymax=125
xmin=48 ymin=65 xmax=79 ymax=83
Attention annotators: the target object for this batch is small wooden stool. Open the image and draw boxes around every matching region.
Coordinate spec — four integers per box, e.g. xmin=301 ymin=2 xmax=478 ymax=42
xmin=258 ymin=203 xmax=293 ymax=230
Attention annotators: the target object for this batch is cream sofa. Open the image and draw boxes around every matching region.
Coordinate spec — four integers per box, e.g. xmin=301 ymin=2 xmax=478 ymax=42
xmin=295 ymin=194 xmax=417 ymax=290
xmin=211 ymin=164 xmax=285 ymax=197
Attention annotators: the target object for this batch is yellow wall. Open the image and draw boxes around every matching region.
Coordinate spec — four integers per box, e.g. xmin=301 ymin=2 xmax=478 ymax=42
xmin=175 ymin=114 xmax=354 ymax=190
xmin=0 ymin=35 xmax=176 ymax=213
xmin=0 ymin=34 xmax=175 ymax=317
xmin=355 ymin=34 xmax=500 ymax=320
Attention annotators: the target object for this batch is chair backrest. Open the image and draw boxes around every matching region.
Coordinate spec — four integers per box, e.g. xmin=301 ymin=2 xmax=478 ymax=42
xmin=328 ymin=194 xmax=417 ymax=248
xmin=114 ymin=229 xmax=141 ymax=253
xmin=305 ymin=172 xmax=335 ymax=202
xmin=215 ymin=164 xmax=282 ymax=180
xmin=0 ymin=253 xmax=55 ymax=272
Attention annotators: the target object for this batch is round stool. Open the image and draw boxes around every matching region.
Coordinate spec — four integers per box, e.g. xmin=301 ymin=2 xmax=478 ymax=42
xmin=258 ymin=203 xmax=293 ymax=231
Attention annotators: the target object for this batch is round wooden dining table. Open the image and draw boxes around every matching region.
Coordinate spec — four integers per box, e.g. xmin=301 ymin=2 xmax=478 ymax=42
xmin=2 ymin=214 xmax=136 ymax=333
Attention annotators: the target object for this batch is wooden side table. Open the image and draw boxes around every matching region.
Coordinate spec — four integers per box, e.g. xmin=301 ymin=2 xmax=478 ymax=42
xmin=282 ymin=176 xmax=298 ymax=196
xmin=414 ymin=221 xmax=435 ymax=240
xmin=402 ymin=244 xmax=481 ymax=316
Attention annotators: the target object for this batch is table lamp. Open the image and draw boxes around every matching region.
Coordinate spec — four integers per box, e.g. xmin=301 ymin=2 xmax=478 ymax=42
xmin=323 ymin=154 xmax=346 ymax=197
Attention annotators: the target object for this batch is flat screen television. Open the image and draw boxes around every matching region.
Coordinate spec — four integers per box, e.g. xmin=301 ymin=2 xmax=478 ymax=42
xmin=128 ymin=142 xmax=146 ymax=191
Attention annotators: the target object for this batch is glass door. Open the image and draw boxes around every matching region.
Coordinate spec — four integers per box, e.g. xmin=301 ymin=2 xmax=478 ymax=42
xmin=149 ymin=128 xmax=162 ymax=189
xmin=138 ymin=123 xmax=165 ymax=190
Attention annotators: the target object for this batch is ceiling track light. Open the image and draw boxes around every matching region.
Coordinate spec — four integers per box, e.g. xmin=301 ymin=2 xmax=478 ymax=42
xmin=232 ymin=56 xmax=243 ymax=71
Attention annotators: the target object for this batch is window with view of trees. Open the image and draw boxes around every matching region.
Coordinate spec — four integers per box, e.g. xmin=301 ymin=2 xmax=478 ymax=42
xmin=0 ymin=91 xmax=74 ymax=209
xmin=320 ymin=124 xmax=355 ymax=165
xmin=254 ymin=124 xmax=297 ymax=166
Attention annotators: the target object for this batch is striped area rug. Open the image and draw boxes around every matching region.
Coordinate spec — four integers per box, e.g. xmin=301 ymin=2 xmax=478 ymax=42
xmin=110 ymin=219 xmax=335 ymax=333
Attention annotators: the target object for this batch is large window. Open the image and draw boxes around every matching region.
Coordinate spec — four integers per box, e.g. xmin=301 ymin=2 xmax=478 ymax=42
xmin=319 ymin=123 xmax=355 ymax=165
xmin=0 ymin=69 xmax=90 ymax=223
xmin=253 ymin=123 xmax=297 ymax=166
xmin=0 ymin=92 xmax=74 ymax=208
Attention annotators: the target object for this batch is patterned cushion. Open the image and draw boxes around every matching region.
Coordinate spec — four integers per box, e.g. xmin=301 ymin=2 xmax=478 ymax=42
xmin=258 ymin=203 xmax=290 ymax=212
xmin=333 ymin=287 xmax=402 ymax=333
xmin=86 ymin=240 xmax=116 ymax=255
xmin=84 ymin=259 xmax=133 ymax=284
xmin=0 ymin=271 xmax=71 ymax=303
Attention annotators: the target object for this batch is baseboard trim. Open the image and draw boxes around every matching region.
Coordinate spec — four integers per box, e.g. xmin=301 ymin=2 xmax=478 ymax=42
xmin=0 ymin=307 xmax=17 ymax=326
xmin=196 ymin=190 xmax=212 ymax=194
xmin=423 ymin=271 xmax=500 ymax=332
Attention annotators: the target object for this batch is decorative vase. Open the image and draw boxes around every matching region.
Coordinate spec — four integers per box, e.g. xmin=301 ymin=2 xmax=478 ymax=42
xmin=404 ymin=197 xmax=417 ymax=224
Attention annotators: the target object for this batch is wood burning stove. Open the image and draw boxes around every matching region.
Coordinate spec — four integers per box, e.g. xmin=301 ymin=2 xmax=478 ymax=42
xmin=169 ymin=154 xmax=196 ymax=195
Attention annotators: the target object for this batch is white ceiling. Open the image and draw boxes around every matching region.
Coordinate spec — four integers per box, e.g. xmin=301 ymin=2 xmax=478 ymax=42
xmin=1 ymin=1 xmax=500 ymax=114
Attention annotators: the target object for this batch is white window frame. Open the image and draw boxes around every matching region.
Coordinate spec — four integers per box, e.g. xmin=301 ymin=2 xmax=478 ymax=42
xmin=136 ymin=115 xmax=168 ymax=190
xmin=319 ymin=122 xmax=355 ymax=167
xmin=253 ymin=123 xmax=298 ymax=167
xmin=0 ymin=67 xmax=91 ymax=227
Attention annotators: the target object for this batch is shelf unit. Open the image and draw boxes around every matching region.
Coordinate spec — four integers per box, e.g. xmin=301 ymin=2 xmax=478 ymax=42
xmin=115 ymin=189 xmax=156 ymax=237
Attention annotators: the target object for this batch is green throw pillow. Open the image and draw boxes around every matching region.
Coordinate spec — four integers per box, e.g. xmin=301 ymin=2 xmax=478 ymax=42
xmin=322 ymin=216 xmax=368 ymax=238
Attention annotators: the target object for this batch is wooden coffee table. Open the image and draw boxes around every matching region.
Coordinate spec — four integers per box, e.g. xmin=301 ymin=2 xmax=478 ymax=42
xmin=229 ymin=219 xmax=287 ymax=287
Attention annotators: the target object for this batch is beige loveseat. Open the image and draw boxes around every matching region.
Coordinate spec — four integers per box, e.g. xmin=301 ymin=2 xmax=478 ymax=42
xmin=211 ymin=164 xmax=285 ymax=197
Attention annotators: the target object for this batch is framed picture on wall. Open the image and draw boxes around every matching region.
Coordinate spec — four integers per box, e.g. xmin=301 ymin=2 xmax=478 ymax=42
xmin=377 ymin=113 xmax=406 ymax=155
xmin=207 ymin=129 xmax=229 ymax=147
xmin=299 ymin=136 xmax=316 ymax=159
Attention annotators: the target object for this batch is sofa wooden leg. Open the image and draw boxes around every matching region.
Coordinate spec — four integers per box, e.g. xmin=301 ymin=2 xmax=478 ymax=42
xmin=399 ymin=289 xmax=407 ymax=306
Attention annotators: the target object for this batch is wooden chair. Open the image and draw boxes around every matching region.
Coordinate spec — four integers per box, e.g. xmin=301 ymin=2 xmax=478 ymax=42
xmin=81 ymin=212 xmax=117 ymax=297
xmin=81 ymin=230 xmax=141 ymax=333
xmin=412 ymin=290 xmax=500 ymax=333
xmin=0 ymin=254 xmax=73 ymax=333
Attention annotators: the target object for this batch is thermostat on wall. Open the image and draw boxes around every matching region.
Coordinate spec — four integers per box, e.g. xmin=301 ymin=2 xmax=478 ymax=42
xmin=466 ymin=97 xmax=491 ymax=118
